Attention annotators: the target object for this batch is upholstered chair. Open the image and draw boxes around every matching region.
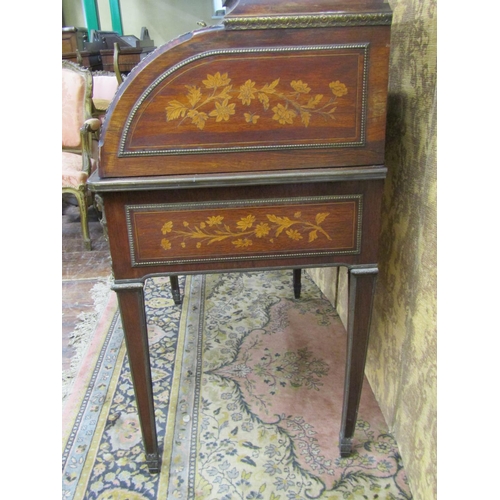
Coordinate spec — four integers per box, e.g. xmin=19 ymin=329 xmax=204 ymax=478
xmin=91 ymin=70 xmax=120 ymax=122
xmin=62 ymin=60 xmax=101 ymax=250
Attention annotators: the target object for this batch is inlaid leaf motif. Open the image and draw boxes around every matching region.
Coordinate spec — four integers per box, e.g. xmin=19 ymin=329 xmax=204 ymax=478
xmin=165 ymin=100 xmax=188 ymax=121
xmin=303 ymin=94 xmax=324 ymax=109
xmin=257 ymin=93 xmax=270 ymax=110
xmin=315 ymin=213 xmax=329 ymax=225
xmin=186 ymin=85 xmax=202 ymax=107
xmin=187 ymin=110 xmax=208 ymax=130
xmin=300 ymin=111 xmax=311 ymax=127
xmin=260 ymin=79 xmax=280 ymax=94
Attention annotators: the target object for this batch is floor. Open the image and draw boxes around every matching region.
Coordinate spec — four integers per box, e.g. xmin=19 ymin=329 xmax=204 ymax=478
xmin=62 ymin=196 xmax=112 ymax=373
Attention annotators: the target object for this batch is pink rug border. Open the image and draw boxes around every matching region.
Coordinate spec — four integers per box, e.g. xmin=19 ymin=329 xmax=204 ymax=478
xmin=62 ymin=292 xmax=119 ymax=439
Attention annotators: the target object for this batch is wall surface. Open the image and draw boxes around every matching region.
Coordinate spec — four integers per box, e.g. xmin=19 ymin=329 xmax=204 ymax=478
xmin=62 ymin=0 xmax=217 ymax=47
xmin=370 ymin=0 xmax=436 ymax=498
xmin=312 ymin=1 xmax=437 ymax=499
xmin=62 ymin=0 xmax=85 ymax=29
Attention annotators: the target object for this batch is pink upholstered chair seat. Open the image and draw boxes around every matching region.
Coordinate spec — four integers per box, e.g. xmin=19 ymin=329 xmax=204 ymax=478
xmin=62 ymin=152 xmax=95 ymax=188
xmin=92 ymin=73 xmax=120 ymax=123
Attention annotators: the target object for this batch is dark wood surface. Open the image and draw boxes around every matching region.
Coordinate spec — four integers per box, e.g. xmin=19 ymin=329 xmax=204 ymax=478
xmin=100 ymin=47 xmax=145 ymax=73
xmin=89 ymin=0 xmax=391 ymax=472
xmin=62 ymin=198 xmax=111 ymax=373
xmin=102 ymin=179 xmax=384 ymax=280
xmin=100 ymin=24 xmax=390 ymax=178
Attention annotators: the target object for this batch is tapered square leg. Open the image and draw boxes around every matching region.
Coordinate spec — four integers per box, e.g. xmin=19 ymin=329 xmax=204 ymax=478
xmin=112 ymin=282 xmax=160 ymax=473
xmin=339 ymin=267 xmax=378 ymax=457
xmin=170 ymin=275 xmax=182 ymax=305
xmin=293 ymin=269 xmax=302 ymax=299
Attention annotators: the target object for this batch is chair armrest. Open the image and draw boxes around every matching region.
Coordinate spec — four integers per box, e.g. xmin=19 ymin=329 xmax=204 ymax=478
xmin=80 ymin=118 xmax=102 ymax=175
xmin=81 ymin=118 xmax=102 ymax=133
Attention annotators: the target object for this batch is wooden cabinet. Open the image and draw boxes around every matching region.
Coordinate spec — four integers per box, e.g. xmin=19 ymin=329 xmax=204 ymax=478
xmin=89 ymin=0 xmax=392 ymax=473
xmin=62 ymin=27 xmax=87 ymax=54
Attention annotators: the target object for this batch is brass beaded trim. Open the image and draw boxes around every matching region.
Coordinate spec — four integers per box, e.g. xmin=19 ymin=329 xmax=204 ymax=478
xmin=224 ymin=13 xmax=392 ymax=30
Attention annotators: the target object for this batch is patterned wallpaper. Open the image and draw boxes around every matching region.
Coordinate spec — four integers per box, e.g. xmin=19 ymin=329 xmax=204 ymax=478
xmin=308 ymin=0 xmax=437 ymax=498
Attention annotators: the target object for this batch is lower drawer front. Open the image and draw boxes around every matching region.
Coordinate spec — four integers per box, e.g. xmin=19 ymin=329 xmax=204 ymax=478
xmin=126 ymin=195 xmax=362 ymax=267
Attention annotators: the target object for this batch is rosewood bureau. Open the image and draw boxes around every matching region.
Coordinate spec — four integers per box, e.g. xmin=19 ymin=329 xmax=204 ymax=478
xmin=88 ymin=0 xmax=392 ymax=473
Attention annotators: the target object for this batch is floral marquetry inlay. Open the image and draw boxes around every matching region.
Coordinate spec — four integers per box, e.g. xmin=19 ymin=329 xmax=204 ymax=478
xmin=165 ymin=72 xmax=348 ymax=130
xmin=160 ymin=211 xmax=333 ymax=252
xmin=126 ymin=197 xmax=361 ymax=266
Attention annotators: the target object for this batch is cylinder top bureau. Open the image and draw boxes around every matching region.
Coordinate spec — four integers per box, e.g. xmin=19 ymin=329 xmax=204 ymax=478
xmin=88 ymin=0 xmax=393 ymax=473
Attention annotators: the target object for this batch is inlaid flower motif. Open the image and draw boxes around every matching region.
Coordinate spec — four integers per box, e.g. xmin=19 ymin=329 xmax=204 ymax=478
xmin=158 ymin=210 xmax=332 ymax=251
xmin=232 ymin=238 xmax=253 ymax=248
xmin=237 ymin=215 xmax=256 ymax=231
xmin=286 ymin=229 xmax=303 ymax=241
xmin=255 ymin=222 xmax=271 ymax=238
xmin=272 ymin=103 xmax=297 ymax=124
xmin=290 ymin=80 xmax=311 ymax=94
xmin=165 ymin=73 xmax=348 ymax=129
xmin=202 ymin=71 xmax=231 ymax=89
xmin=206 ymin=215 xmax=224 ymax=226
xmin=209 ymin=99 xmax=236 ymax=122
xmin=238 ymin=79 xmax=258 ymax=105
xmin=329 ymin=80 xmax=348 ymax=97
xmin=161 ymin=221 xmax=173 ymax=234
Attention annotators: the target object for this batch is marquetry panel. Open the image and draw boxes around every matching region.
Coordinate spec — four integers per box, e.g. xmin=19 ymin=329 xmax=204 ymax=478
xmin=126 ymin=195 xmax=363 ymax=266
xmin=120 ymin=44 xmax=368 ymax=156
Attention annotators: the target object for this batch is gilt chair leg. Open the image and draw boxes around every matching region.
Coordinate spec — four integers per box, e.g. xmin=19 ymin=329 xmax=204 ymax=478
xmin=74 ymin=188 xmax=92 ymax=250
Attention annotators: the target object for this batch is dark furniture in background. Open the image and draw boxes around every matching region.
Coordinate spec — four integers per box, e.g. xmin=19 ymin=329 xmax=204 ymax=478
xmin=62 ymin=27 xmax=156 ymax=74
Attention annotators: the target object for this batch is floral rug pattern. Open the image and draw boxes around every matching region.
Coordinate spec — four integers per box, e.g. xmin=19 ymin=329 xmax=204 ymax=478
xmin=62 ymin=271 xmax=412 ymax=499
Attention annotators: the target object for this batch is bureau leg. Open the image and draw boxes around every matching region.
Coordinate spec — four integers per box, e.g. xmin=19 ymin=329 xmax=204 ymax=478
xmin=293 ymin=269 xmax=302 ymax=299
xmin=339 ymin=267 xmax=378 ymax=457
xmin=170 ymin=275 xmax=182 ymax=305
xmin=112 ymin=282 xmax=160 ymax=473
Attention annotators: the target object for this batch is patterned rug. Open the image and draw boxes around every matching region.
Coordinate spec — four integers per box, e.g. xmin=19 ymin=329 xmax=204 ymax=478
xmin=62 ymin=270 xmax=412 ymax=499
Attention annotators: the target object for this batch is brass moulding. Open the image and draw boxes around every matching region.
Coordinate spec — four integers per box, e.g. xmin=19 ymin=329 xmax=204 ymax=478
xmin=223 ymin=13 xmax=393 ymax=30
xmin=88 ymin=166 xmax=388 ymax=193
xmin=110 ymin=281 xmax=144 ymax=291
